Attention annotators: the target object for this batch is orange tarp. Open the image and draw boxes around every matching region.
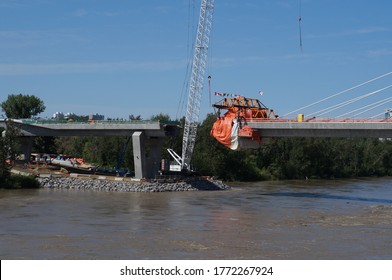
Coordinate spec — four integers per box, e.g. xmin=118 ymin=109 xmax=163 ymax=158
xmin=210 ymin=111 xmax=236 ymax=148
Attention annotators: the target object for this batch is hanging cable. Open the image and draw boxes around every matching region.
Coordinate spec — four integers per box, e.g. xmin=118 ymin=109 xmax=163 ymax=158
xmin=282 ymin=71 xmax=392 ymax=117
xmin=176 ymin=0 xmax=196 ymax=120
xmin=310 ymin=94 xmax=373 ymax=116
xmin=336 ymin=96 xmax=392 ymax=118
xmin=298 ymin=0 xmax=303 ymax=52
xmin=310 ymin=85 xmax=392 ymax=116
xmin=309 ymin=85 xmax=392 ymax=117
xmin=206 ymin=0 xmax=215 ymax=113
xmin=371 ymin=111 xmax=390 ymax=119
xmin=208 ymin=75 xmax=212 ymax=106
xmin=350 ymin=97 xmax=392 ymax=118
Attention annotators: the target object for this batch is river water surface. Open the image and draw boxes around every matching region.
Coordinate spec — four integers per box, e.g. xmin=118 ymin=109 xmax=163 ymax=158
xmin=1 ymin=178 xmax=392 ymax=259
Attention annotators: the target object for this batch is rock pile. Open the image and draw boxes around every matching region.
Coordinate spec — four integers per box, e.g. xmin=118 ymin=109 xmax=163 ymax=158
xmin=37 ymin=177 xmax=229 ymax=192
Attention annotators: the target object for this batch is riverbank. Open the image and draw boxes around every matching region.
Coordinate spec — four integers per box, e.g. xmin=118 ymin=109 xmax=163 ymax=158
xmin=9 ymin=163 xmax=230 ymax=192
xmin=37 ymin=176 xmax=230 ymax=192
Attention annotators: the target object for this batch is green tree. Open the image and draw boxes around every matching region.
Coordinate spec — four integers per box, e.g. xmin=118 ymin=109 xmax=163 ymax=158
xmin=0 ymin=120 xmax=32 ymax=188
xmin=0 ymin=123 xmax=15 ymax=178
xmin=150 ymin=113 xmax=183 ymax=163
xmin=1 ymin=94 xmax=45 ymax=118
xmin=192 ymin=114 xmax=231 ymax=177
xmin=150 ymin=113 xmax=170 ymax=121
xmin=1 ymin=94 xmax=51 ymax=154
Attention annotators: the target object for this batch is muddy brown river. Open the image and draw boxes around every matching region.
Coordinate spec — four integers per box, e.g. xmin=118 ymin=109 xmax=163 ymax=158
xmin=1 ymin=178 xmax=392 ymax=259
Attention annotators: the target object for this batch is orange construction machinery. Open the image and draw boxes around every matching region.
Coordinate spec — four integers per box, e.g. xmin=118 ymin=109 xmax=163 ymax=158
xmin=210 ymin=96 xmax=278 ymax=150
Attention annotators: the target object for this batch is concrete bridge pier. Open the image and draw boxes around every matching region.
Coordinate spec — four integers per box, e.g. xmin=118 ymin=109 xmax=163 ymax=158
xmin=20 ymin=137 xmax=33 ymax=162
xmin=145 ymin=137 xmax=164 ymax=179
xmin=132 ymin=132 xmax=163 ymax=180
xmin=132 ymin=132 xmax=146 ymax=179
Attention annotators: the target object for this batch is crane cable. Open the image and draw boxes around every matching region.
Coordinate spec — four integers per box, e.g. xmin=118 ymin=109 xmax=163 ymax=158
xmin=206 ymin=0 xmax=215 ymax=111
xmin=176 ymin=0 xmax=196 ymax=120
xmin=208 ymin=75 xmax=212 ymax=106
xmin=282 ymin=71 xmax=392 ymax=117
xmin=298 ymin=0 xmax=303 ymax=52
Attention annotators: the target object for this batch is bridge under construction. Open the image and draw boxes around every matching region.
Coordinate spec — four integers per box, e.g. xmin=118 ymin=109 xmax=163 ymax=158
xmin=0 ymin=119 xmax=180 ymax=179
xmin=2 ymin=114 xmax=392 ymax=179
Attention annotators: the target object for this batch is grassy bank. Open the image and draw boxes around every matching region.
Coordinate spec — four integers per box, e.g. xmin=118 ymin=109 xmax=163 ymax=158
xmin=0 ymin=174 xmax=40 ymax=189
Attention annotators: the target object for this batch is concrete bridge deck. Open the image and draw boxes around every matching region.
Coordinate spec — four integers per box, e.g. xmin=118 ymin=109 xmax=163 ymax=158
xmin=0 ymin=119 xmax=179 ymax=137
xmin=247 ymin=119 xmax=392 ymax=138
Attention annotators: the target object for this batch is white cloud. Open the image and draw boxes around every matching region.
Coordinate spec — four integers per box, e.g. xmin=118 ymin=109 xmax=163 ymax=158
xmin=0 ymin=29 xmax=89 ymax=49
xmin=368 ymin=48 xmax=392 ymax=57
xmin=307 ymin=27 xmax=390 ymax=39
xmin=0 ymin=0 xmax=27 ymax=8
xmin=72 ymin=9 xmax=89 ymax=17
xmin=210 ymin=56 xmax=265 ymax=68
xmin=0 ymin=0 xmax=50 ymax=8
xmin=71 ymin=8 xmax=120 ymax=18
xmin=0 ymin=60 xmax=185 ymax=76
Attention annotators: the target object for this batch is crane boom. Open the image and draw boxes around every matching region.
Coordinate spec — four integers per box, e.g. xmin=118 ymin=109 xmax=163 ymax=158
xmin=181 ymin=0 xmax=214 ymax=170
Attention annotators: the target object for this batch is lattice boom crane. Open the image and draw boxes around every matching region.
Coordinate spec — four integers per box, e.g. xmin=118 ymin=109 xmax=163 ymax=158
xmin=181 ymin=0 xmax=214 ymax=170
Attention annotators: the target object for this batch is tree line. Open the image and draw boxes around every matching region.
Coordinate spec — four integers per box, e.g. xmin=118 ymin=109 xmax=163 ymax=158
xmin=2 ymin=94 xmax=392 ymax=184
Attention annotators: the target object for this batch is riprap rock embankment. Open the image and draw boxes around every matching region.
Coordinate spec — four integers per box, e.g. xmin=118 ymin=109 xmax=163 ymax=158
xmin=37 ymin=177 xmax=229 ymax=192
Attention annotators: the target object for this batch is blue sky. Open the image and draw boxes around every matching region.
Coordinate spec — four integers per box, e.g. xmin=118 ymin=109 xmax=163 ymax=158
xmin=1 ymin=0 xmax=391 ymax=120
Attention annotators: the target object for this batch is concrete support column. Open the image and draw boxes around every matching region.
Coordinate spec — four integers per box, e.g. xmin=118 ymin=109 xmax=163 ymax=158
xmin=132 ymin=132 xmax=146 ymax=179
xmin=132 ymin=133 xmax=164 ymax=179
xmin=146 ymin=137 xmax=163 ymax=179
xmin=20 ymin=137 xmax=33 ymax=162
